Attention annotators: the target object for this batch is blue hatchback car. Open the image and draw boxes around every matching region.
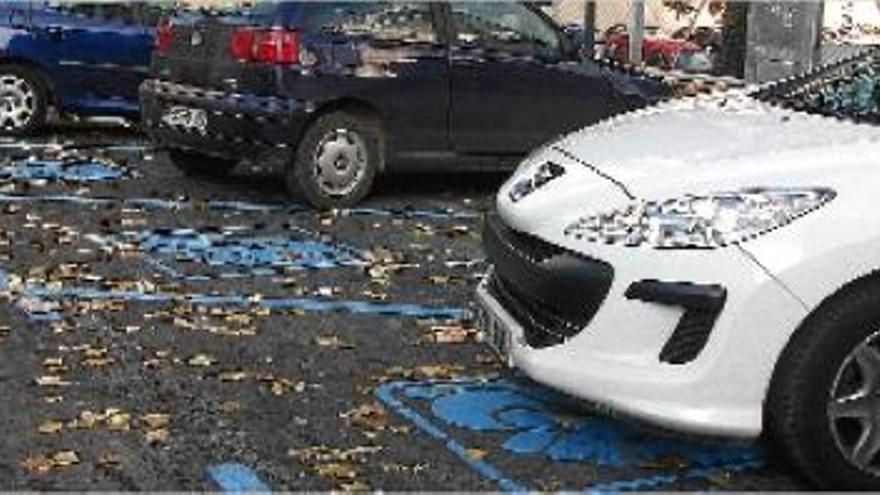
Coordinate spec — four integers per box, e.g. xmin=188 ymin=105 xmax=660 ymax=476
xmin=0 ymin=1 xmax=165 ymax=135
xmin=142 ymin=1 xmax=666 ymax=208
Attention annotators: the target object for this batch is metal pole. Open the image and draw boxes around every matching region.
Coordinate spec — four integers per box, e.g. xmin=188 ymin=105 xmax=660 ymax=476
xmin=584 ymin=0 xmax=596 ymax=59
xmin=628 ymin=0 xmax=645 ymax=64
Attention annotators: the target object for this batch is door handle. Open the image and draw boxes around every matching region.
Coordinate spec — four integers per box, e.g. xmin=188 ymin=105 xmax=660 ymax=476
xmin=44 ymin=25 xmax=84 ymax=40
xmin=44 ymin=25 xmax=66 ymax=40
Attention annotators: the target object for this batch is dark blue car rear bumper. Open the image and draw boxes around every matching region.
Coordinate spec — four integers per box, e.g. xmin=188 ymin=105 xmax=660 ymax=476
xmin=140 ymin=79 xmax=309 ymax=159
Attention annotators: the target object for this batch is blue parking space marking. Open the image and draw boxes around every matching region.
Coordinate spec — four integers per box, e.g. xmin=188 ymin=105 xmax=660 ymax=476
xmin=87 ymin=225 xmax=364 ymax=282
xmin=0 ymin=192 xmax=477 ymax=219
xmin=207 ymin=463 xmax=270 ymax=493
xmin=0 ymin=157 xmax=131 ymax=183
xmin=134 ymin=228 xmax=363 ymax=271
xmin=376 ymin=378 xmax=765 ymax=492
xmin=0 ymin=268 xmax=464 ymax=321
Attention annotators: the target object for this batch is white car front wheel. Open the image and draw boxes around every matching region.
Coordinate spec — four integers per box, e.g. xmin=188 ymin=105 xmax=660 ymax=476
xmin=768 ymin=280 xmax=880 ymax=489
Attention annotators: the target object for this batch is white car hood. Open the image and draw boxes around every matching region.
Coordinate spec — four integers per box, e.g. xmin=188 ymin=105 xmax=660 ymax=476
xmin=552 ymin=90 xmax=880 ymax=197
xmin=499 ymin=89 xmax=880 ymax=237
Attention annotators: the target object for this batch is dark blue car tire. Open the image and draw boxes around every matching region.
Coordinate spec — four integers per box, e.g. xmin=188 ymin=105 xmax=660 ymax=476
xmin=288 ymin=110 xmax=382 ymax=210
xmin=168 ymin=149 xmax=237 ymax=177
xmin=0 ymin=65 xmax=48 ymax=136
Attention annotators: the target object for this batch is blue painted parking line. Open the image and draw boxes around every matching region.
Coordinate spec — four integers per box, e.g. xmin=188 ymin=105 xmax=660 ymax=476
xmin=207 ymin=463 xmax=270 ymax=493
xmin=0 ymin=157 xmax=131 ymax=183
xmin=376 ymin=378 xmax=765 ymax=492
xmin=0 ymin=268 xmax=465 ymax=321
xmin=375 ymin=380 xmax=529 ymax=493
xmin=88 ymin=226 xmax=365 ymax=282
xmin=0 ymin=192 xmax=478 ymax=219
xmin=134 ymin=228 xmax=364 ymax=270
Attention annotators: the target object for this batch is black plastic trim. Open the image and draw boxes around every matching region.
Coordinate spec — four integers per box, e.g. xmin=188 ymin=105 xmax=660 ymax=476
xmin=483 ymin=213 xmax=614 ymax=348
xmin=625 ymin=280 xmax=727 ymax=365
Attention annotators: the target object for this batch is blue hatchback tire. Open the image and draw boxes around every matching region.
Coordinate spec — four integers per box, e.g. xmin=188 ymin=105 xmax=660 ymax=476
xmin=287 ymin=111 xmax=382 ymax=210
xmin=0 ymin=65 xmax=48 ymax=136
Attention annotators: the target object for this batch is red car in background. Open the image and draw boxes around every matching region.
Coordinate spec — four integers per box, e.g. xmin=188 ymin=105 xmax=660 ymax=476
xmin=604 ymin=24 xmax=714 ymax=73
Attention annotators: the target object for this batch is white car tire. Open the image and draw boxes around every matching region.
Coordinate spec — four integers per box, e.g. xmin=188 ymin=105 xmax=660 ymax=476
xmin=768 ymin=278 xmax=880 ymax=489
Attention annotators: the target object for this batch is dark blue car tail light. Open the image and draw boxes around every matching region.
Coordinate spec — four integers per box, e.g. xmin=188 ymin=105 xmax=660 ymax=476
xmin=229 ymin=27 xmax=299 ymax=65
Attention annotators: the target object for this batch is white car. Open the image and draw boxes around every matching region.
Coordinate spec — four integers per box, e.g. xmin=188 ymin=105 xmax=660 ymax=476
xmin=476 ymin=52 xmax=880 ymax=489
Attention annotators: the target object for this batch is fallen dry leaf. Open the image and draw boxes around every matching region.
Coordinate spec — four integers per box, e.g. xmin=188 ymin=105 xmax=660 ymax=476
xmin=315 ymin=335 xmax=355 ymax=350
xmin=35 ymin=375 xmax=71 ymax=387
xmin=51 ymin=450 xmax=80 ymax=467
xmin=68 ymin=410 xmax=100 ymax=430
xmin=423 ymin=323 xmax=477 ymax=344
xmin=20 ymin=455 xmax=54 ymax=474
xmin=105 ymin=412 xmax=131 ymax=431
xmin=315 ymin=462 xmax=359 ymax=480
xmin=466 ymin=447 xmax=488 ymax=461
xmin=37 ymin=420 xmax=64 ymax=435
xmin=417 ymin=364 xmax=464 ymax=379
xmin=218 ymin=370 xmax=249 ymax=382
xmin=42 ymin=357 xmax=63 ymax=368
xmin=342 ymin=402 xmax=388 ymax=431
xmin=265 ymin=378 xmax=304 ymax=396
xmin=140 ymin=413 xmax=170 ymax=430
xmin=339 ymin=481 xmax=371 ymax=492
xmin=96 ymin=452 xmax=121 ymax=468
xmin=187 ymin=354 xmax=217 ymax=367
xmin=144 ymin=428 xmax=169 ymax=445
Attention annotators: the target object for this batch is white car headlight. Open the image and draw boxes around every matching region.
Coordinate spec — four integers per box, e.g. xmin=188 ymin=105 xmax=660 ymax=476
xmin=508 ymin=161 xmax=566 ymax=203
xmin=564 ymin=187 xmax=836 ymax=249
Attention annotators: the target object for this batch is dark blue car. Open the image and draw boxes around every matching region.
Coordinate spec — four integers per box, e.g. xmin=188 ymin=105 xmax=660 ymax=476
xmin=141 ymin=1 xmax=666 ymax=208
xmin=0 ymin=1 xmax=164 ymax=135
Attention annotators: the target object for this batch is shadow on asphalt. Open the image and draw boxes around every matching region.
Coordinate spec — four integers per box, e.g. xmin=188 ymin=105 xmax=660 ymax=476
xmin=190 ymin=168 xmax=511 ymax=206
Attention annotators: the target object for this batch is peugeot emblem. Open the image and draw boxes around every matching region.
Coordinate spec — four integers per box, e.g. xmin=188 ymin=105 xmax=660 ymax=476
xmin=191 ymin=30 xmax=203 ymax=47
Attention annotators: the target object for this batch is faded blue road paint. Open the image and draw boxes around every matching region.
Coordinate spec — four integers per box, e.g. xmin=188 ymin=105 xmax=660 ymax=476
xmin=0 ymin=192 xmax=477 ymax=219
xmin=377 ymin=378 xmax=765 ymax=492
xmin=375 ymin=380 xmax=530 ymax=493
xmin=1 ymin=271 xmax=464 ymax=321
xmin=0 ymin=158 xmax=128 ymax=183
xmin=207 ymin=463 xmax=270 ymax=493
xmin=135 ymin=228 xmax=362 ymax=270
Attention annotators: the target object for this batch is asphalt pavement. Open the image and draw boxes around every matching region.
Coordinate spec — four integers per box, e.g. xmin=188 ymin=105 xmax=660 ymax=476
xmin=0 ymin=123 xmax=806 ymax=491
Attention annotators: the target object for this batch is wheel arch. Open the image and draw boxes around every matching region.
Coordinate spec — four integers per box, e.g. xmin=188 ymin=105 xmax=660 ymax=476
xmin=0 ymin=56 xmax=56 ymax=106
xmin=764 ymin=269 xmax=880 ymax=423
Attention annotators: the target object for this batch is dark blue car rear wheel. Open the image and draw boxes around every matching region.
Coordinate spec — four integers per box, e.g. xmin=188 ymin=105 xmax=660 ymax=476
xmin=0 ymin=65 xmax=47 ymax=136
xmin=288 ymin=111 xmax=382 ymax=210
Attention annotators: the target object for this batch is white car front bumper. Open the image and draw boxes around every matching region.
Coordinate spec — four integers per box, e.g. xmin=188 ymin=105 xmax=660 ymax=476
xmin=476 ymin=216 xmax=809 ymax=438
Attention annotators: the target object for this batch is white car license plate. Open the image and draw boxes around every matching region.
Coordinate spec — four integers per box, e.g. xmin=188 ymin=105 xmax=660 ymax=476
xmin=161 ymin=106 xmax=208 ymax=134
xmin=477 ymin=305 xmax=511 ymax=362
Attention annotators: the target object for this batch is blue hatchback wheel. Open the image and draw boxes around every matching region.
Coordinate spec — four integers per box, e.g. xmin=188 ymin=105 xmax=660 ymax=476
xmin=0 ymin=66 xmax=47 ymax=136
xmin=0 ymin=73 xmax=37 ymax=131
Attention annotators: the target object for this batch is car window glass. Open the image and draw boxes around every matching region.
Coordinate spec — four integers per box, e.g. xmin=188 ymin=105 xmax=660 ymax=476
xmin=45 ymin=2 xmax=99 ymax=19
xmin=96 ymin=4 xmax=138 ymax=25
xmin=450 ymin=2 xmax=562 ymax=59
xmin=305 ymin=2 xmax=437 ymax=43
xmin=140 ymin=2 xmax=172 ymax=27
